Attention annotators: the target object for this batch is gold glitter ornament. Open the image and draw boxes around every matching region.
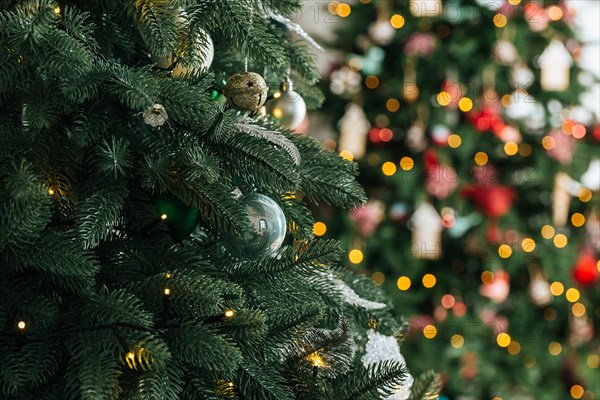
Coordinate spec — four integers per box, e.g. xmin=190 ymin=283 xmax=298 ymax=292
xmin=224 ymin=72 xmax=269 ymax=112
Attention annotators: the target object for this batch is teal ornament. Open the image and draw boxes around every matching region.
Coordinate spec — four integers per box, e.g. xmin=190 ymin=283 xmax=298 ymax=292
xmin=152 ymin=194 xmax=201 ymax=241
xmin=447 ymin=212 xmax=483 ymax=238
xmin=226 ymin=193 xmax=287 ymax=257
xmin=350 ymin=47 xmax=385 ymax=76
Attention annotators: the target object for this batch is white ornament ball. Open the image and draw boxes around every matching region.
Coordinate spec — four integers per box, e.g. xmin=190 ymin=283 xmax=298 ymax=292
xmin=529 ymin=278 xmax=552 ymax=307
xmin=493 ymin=40 xmax=518 ymax=65
xmin=266 ymin=82 xmax=307 ymax=130
xmin=431 ymin=124 xmax=451 ymax=146
xmin=476 ymin=0 xmax=503 ymax=10
xmin=368 ymin=19 xmax=396 ymax=46
xmin=330 ymin=66 xmax=362 ymax=96
xmin=510 ymin=64 xmax=535 ymax=89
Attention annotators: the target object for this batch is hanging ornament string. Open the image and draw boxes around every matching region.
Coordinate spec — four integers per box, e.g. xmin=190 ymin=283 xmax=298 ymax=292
xmin=417 ymin=103 xmax=430 ymax=129
xmin=403 ymin=57 xmax=418 ymax=102
xmin=245 ymin=8 xmax=252 ymax=73
xmin=482 ymin=63 xmax=497 ymax=103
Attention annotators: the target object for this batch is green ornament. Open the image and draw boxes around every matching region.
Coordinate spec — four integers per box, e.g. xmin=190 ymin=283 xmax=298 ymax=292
xmin=152 ymin=194 xmax=201 ymax=241
xmin=210 ymin=89 xmax=227 ymax=104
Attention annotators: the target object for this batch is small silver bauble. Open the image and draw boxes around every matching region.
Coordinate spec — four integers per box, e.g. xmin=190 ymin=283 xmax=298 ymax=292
xmin=265 ymin=80 xmax=307 ymax=130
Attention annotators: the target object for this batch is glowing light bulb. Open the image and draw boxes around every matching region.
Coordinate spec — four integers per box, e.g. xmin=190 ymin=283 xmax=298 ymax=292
xmin=163 ymin=288 xmax=171 ymax=295
xmin=224 ymin=309 xmax=236 ymax=318
xmin=308 ymin=352 xmax=325 ymax=367
xmin=160 ymin=213 xmax=168 ymax=221
xmin=17 ymin=321 xmax=26 ymax=330
xmin=313 ymin=222 xmax=327 ymax=236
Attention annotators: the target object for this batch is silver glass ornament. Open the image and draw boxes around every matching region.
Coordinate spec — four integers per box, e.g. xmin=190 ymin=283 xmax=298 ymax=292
xmin=266 ymin=80 xmax=307 ymax=130
xmin=224 ymin=72 xmax=269 ymax=111
xmin=226 ymin=193 xmax=286 ymax=257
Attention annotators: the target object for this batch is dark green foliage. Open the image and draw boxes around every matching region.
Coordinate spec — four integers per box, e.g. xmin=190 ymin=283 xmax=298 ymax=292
xmin=338 ymin=360 xmax=408 ymax=400
xmin=0 ymin=0 xmax=413 ymax=399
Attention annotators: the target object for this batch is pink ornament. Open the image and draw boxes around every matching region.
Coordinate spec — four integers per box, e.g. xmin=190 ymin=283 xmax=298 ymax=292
xmin=424 ymin=149 xmax=459 ymax=200
xmin=427 ymin=164 xmax=458 ymax=200
xmin=496 ymin=125 xmax=522 ymax=143
xmin=404 ymin=33 xmax=436 ymax=57
xmin=453 ymin=302 xmax=467 ymax=317
xmin=349 ymin=200 xmax=385 ymax=237
xmin=525 ymin=2 xmax=549 ymax=32
xmin=479 ymin=308 xmax=509 ymax=333
xmin=407 ymin=314 xmax=435 ymax=338
xmin=479 ymin=270 xmax=510 ymax=303
xmin=441 ymin=80 xmax=462 ymax=109
xmin=498 ymin=2 xmax=517 ymax=17
xmin=546 ymin=129 xmax=575 ymax=165
xmin=472 ymin=165 xmax=499 ymax=187
xmin=569 ymin=316 xmax=594 ymax=346
xmin=434 ymin=306 xmax=448 ymax=322
xmin=558 ymin=1 xmax=575 ymax=26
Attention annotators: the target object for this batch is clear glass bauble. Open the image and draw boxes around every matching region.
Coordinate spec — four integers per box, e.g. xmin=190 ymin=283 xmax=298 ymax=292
xmin=226 ymin=193 xmax=286 ymax=257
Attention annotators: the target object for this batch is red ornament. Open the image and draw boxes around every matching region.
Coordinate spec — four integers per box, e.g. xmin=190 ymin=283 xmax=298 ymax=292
xmin=461 ymin=185 xmax=515 ymax=218
xmin=462 ymin=165 xmax=515 ymax=243
xmin=592 ymin=124 xmax=600 ymax=142
xmin=468 ymin=106 xmax=505 ymax=135
xmin=573 ymin=249 xmax=599 ymax=286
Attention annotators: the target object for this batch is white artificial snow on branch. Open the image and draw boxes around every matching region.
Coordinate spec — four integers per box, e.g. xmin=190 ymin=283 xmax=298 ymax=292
xmin=269 ymin=13 xmax=324 ymax=51
xmin=325 ymin=273 xmax=386 ymax=310
xmin=236 ymin=117 xmax=301 ymax=165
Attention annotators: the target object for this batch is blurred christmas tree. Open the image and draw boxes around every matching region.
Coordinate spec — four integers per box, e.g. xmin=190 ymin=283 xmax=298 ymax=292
xmin=0 ymin=1 xmax=442 ymax=399
xmin=317 ymin=0 xmax=600 ymax=398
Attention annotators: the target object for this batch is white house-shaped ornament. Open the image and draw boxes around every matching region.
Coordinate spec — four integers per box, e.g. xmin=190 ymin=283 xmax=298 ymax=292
xmin=539 ymin=39 xmax=573 ymax=92
xmin=552 ymin=172 xmax=582 ymax=227
xmin=338 ymin=103 xmax=371 ymax=160
xmin=409 ymin=202 xmax=443 ymax=260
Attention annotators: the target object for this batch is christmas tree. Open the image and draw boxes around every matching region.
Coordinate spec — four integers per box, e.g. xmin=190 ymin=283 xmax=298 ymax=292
xmin=0 ymin=1 xmax=438 ymax=399
xmin=317 ymin=0 xmax=600 ymax=398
